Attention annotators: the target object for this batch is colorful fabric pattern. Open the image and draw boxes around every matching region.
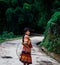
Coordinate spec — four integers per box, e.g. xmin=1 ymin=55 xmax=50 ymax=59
xmin=20 ymin=51 xmax=32 ymax=64
xmin=20 ymin=35 xmax=32 ymax=64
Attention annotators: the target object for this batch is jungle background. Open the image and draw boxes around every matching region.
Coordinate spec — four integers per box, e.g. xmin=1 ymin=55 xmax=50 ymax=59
xmin=0 ymin=0 xmax=60 ymax=54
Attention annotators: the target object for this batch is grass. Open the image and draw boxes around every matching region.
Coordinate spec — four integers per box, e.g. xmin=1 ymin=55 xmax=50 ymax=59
xmin=0 ymin=39 xmax=5 ymax=43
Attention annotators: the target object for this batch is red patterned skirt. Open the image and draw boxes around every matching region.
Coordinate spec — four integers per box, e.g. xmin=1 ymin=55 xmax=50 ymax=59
xmin=19 ymin=46 xmax=32 ymax=64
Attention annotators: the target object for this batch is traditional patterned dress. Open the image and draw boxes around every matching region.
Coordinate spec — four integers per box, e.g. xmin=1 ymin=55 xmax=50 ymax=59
xmin=20 ymin=35 xmax=33 ymax=64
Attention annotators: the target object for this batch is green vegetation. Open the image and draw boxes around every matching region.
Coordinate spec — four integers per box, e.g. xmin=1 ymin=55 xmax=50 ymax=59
xmin=0 ymin=31 xmax=21 ymax=43
xmin=0 ymin=0 xmax=52 ymax=35
xmin=41 ymin=12 xmax=60 ymax=54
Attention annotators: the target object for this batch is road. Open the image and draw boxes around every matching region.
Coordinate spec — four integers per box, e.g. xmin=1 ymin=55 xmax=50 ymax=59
xmin=0 ymin=36 xmax=60 ymax=65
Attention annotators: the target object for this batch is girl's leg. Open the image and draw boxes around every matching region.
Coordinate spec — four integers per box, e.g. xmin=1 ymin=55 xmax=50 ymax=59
xmin=27 ymin=63 xmax=29 ymax=65
xmin=24 ymin=63 xmax=26 ymax=65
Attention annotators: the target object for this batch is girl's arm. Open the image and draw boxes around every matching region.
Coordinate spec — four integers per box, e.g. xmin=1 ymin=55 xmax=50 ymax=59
xmin=22 ymin=36 xmax=30 ymax=48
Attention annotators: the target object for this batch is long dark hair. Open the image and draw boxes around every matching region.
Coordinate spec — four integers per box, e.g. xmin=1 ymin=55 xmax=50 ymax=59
xmin=22 ymin=28 xmax=30 ymax=42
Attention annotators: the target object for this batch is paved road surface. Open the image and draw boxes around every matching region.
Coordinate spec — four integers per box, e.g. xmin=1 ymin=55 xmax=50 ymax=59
xmin=0 ymin=36 xmax=60 ymax=65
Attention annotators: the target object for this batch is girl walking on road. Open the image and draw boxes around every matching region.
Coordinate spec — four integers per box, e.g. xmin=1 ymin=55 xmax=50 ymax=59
xmin=20 ymin=28 xmax=33 ymax=65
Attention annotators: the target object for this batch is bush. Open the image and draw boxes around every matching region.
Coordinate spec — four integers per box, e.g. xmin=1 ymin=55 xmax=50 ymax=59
xmin=41 ymin=11 xmax=60 ymax=54
xmin=7 ymin=32 xmax=15 ymax=38
xmin=2 ymin=31 xmax=8 ymax=39
xmin=2 ymin=31 xmax=15 ymax=39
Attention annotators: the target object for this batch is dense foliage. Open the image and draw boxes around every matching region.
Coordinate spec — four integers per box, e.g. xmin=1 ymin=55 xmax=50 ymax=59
xmin=0 ymin=0 xmax=53 ymax=35
xmin=41 ymin=12 xmax=60 ymax=54
xmin=0 ymin=31 xmax=16 ymax=43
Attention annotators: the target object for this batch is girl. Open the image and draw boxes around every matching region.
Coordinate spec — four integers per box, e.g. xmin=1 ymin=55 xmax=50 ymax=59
xmin=20 ymin=28 xmax=33 ymax=65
